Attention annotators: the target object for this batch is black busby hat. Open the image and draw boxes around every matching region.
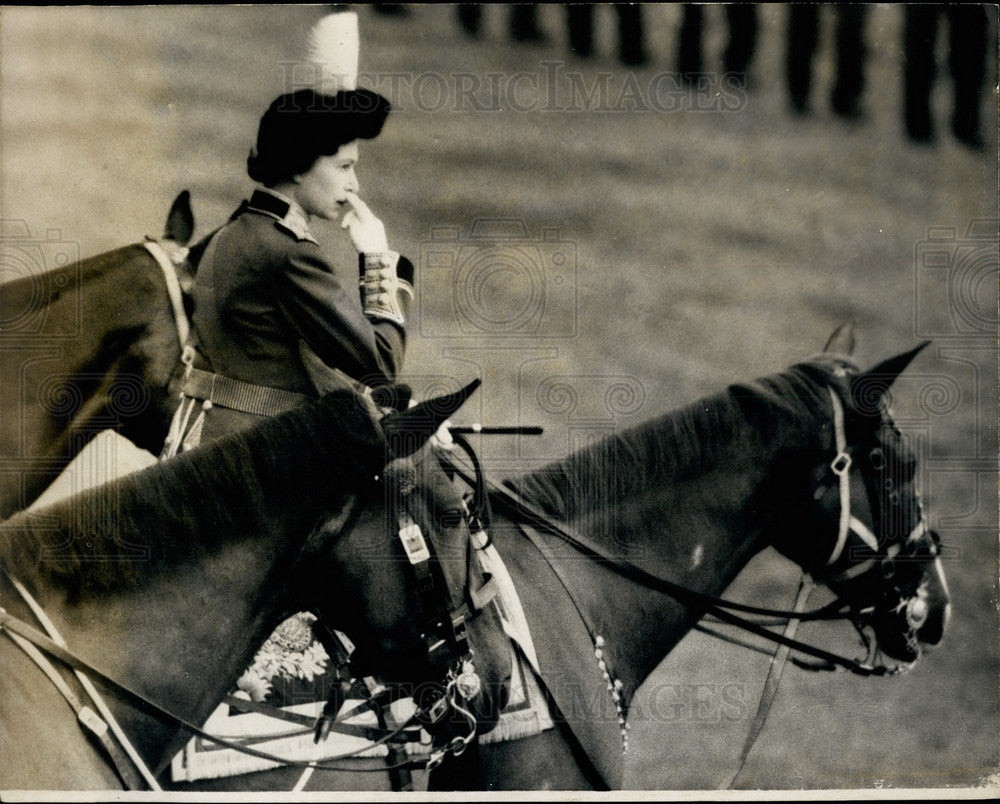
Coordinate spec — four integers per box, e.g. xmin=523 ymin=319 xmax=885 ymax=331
xmin=247 ymin=11 xmax=391 ymax=186
xmin=247 ymin=88 xmax=390 ymax=186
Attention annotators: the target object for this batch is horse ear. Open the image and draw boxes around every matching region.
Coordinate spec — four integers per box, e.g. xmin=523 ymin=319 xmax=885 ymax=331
xmin=381 ymin=378 xmax=481 ymax=457
xmin=823 ymin=322 xmax=856 ymax=355
xmin=164 ymin=190 xmax=195 ymax=245
xmin=850 ymin=342 xmax=930 ymax=413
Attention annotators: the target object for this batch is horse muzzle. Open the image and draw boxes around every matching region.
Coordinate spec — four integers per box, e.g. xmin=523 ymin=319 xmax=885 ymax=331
xmin=912 ymin=552 xmax=951 ymax=647
xmin=867 ymin=570 xmax=950 ymax=663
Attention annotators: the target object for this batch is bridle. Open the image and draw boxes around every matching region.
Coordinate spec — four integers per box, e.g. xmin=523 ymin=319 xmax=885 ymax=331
xmin=0 ymin=376 xmax=943 ymax=790
xmin=308 ymin=442 xmax=503 ymax=785
xmin=142 ymin=235 xmax=191 ymax=349
xmin=712 ymin=384 xmax=943 ymax=789
xmin=437 ymin=381 xmax=944 ymax=789
xmin=803 ymin=387 xmax=942 ymax=663
xmin=0 ymin=439 xmax=504 ymax=792
xmin=443 ymin=385 xmax=942 ymax=678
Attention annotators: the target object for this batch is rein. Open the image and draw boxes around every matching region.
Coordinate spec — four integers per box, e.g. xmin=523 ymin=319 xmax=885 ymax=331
xmin=439 ymin=391 xmax=919 ymax=678
xmin=2 ymin=574 xmax=157 ymax=790
xmin=441 ymin=382 xmax=940 ymax=788
xmin=0 ymin=572 xmax=477 ymax=789
xmin=0 ymin=588 xmax=438 ymax=789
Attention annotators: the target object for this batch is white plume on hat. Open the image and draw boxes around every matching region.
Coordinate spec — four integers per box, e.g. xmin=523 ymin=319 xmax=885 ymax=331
xmin=305 ymin=10 xmax=360 ymax=94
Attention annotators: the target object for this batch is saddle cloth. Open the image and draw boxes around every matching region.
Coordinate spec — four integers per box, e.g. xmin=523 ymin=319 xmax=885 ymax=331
xmin=170 ymin=543 xmax=556 ymax=781
xmin=476 ymin=541 xmax=555 ymax=744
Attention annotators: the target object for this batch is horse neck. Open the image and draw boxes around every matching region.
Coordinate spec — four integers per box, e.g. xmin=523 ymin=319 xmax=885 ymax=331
xmin=0 ymin=245 xmax=180 ymax=517
xmin=0 ymin=395 xmax=382 ymax=768
xmin=500 ymin=375 xmax=827 ymax=757
xmin=0 ymin=533 xmax=294 ymax=769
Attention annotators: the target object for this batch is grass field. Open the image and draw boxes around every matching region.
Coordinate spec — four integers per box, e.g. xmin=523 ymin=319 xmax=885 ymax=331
xmin=1 ymin=3 xmax=997 ymax=793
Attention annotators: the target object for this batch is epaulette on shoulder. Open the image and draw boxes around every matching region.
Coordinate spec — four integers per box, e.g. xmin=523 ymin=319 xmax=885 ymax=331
xmin=245 ymin=189 xmax=319 ymax=245
xmin=274 ymin=212 xmax=319 ymax=245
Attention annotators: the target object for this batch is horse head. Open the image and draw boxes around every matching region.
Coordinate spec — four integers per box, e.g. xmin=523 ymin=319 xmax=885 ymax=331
xmin=771 ymin=324 xmax=950 ymax=666
xmin=0 ymin=379 xmax=512 ymax=789
xmin=0 ymin=191 xmax=199 ymax=520
xmin=299 ymin=379 xmax=511 ymax=745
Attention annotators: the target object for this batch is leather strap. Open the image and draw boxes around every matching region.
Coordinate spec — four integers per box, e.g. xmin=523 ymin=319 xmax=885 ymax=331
xmin=440 ymin=451 xmax=896 ymax=676
xmin=180 ymin=367 xmax=308 ymax=417
xmin=143 ymin=239 xmax=190 ymax=348
xmin=0 ymin=608 xmax=428 ymax=773
xmin=5 ymin=573 xmax=161 ymax=790
xmin=826 ymin=388 xmax=853 ymax=567
xmin=221 ymin=694 xmax=425 ymax=743
xmin=1 ymin=622 xmax=145 ymax=790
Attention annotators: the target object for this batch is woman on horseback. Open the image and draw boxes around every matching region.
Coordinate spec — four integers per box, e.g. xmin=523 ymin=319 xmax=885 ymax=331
xmin=163 ymin=83 xmax=414 ymax=453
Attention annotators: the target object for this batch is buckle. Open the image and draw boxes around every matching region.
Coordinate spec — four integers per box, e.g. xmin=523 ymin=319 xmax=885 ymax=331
xmin=180 ymin=344 xmax=196 ymax=378
xmin=417 ymin=693 xmax=449 ymax=727
xmin=831 ymin=452 xmax=852 ymax=476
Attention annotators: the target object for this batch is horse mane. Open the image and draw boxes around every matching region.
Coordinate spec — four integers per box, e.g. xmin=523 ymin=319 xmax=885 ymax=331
xmin=506 ymin=356 xmax=857 ymax=520
xmin=0 ymin=391 xmax=383 ymax=598
xmin=0 ymin=243 xmax=143 ymax=296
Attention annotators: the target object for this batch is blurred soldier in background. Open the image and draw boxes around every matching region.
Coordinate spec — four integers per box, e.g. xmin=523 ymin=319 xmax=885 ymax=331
xmin=677 ymin=4 xmax=758 ymax=87
xmin=786 ymin=4 xmax=868 ymax=119
xmin=457 ymin=4 xmax=546 ymax=43
xmin=903 ymin=4 xmax=990 ymax=150
xmin=565 ymin=3 xmax=647 ymax=66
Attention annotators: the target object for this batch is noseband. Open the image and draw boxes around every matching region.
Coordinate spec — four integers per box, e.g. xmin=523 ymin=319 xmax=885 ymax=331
xmin=809 ymin=388 xmax=942 ymax=660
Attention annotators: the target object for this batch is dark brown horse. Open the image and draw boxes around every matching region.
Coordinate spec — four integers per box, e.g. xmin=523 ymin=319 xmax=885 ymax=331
xmin=0 ymin=192 xmax=195 ymax=520
xmin=0 ymin=217 xmax=952 ymax=792
xmin=0 ymin=384 xmax=512 ymax=791
xmin=427 ymin=330 xmax=951 ymax=790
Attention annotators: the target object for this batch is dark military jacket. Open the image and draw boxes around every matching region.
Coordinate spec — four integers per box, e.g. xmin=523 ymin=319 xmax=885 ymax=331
xmin=182 ymin=188 xmax=409 ymax=444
